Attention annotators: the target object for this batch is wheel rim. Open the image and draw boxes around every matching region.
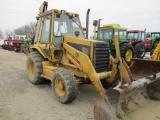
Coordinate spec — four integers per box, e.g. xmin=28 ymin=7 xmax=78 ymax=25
xmin=125 ymin=49 xmax=133 ymax=62
xmin=139 ymin=46 xmax=145 ymax=57
xmin=28 ymin=60 xmax=35 ymax=77
xmin=55 ymin=78 xmax=65 ymax=96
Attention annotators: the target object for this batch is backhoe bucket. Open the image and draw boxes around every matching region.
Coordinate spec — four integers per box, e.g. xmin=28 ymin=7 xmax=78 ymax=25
xmin=94 ymin=58 xmax=160 ymax=120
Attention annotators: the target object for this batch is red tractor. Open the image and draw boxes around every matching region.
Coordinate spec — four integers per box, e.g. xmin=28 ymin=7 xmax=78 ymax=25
xmin=127 ymin=30 xmax=149 ymax=58
xmin=8 ymin=39 xmax=24 ymax=51
xmin=3 ymin=35 xmax=25 ymax=51
xmin=3 ymin=40 xmax=10 ymax=50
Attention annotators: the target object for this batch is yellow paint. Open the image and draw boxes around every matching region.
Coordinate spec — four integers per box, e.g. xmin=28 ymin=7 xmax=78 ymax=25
xmin=55 ymin=77 xmax=65 ymax=96
xmin=28 ymin=60 xmax=34 ymax=77
xmin=42 ymin=61 xmax=58 ymax=80
xmin=150 ymin=42 xmax=160 ymax=60
xmin=94 ymin=26 xmax=97 ymax=39
xmin=30 ymin=46 xmax=47 ymax=59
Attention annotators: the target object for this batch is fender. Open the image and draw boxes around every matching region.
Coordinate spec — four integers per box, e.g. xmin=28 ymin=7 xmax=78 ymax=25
xmin=30 ymin=46 xmax=47 ymax=58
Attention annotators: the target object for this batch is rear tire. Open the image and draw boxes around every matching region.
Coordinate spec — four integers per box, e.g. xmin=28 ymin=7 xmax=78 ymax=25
xmin=26 ymin=51 xmax=46 ymax=84
xmin=135 ymin=42 xmax=146 ymax=58
xmin=120 ymin=43 xmax=134 ymax=65
xmin=52 ymin=68 xmax=78 ymax=104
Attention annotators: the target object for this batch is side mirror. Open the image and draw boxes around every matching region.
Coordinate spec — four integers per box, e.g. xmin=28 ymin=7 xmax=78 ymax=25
xmin=93 ymin=20 xmax=98 ymax=26
xmin=75 ymin=31 xmax=80 ymax=37
xmin=36 ymin=16 xmax=39 ymax=20
xmin=56 ymin=13 xmax=60 ymax=18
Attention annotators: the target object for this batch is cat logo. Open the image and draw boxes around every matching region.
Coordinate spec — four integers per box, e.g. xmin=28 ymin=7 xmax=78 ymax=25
xmin=75 ymin=52 xmax=79 ymax=58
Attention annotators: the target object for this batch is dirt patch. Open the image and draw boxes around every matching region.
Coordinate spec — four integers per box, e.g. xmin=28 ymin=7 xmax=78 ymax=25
xmin=117 ymin=85 xmax=160 ymax=120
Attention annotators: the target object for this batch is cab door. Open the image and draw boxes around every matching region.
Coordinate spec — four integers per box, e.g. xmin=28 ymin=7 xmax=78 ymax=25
xmin=49 ymin=14 xmax=63 ymax=63
xmin=39 ymin=15 xmax=52 ymax=59
xmin=140 ymin=32 xmax=151 ymax=49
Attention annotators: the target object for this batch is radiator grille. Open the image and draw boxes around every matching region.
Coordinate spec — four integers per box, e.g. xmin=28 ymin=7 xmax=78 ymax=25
xmin=93 ymin=42 xmax=110 ymax=73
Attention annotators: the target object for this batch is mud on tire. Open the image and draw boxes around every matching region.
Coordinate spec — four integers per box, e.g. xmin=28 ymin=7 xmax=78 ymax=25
xmin=52 ymin=68 xmax=78 ymax=104
xmin=26 ymin=51 xmax=46 ymax=84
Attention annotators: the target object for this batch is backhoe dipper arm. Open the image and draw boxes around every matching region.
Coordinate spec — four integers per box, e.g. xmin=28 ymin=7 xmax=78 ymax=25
xmin=63 ymin=42 xmax=106 ymax=97
xmin=39 ymin=1 xmax=48 ymax=14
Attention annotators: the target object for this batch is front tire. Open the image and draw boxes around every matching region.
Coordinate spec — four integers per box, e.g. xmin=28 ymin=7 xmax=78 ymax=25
xmin=26 ymin=51 xmax=46 ymax=84
xmin=120 ymin=43 xmax=134 ymax=65
xmin=135 ymin=42 xmax=146 ymax=58
xmin=52 ymin=68 xmax=78 ymax=104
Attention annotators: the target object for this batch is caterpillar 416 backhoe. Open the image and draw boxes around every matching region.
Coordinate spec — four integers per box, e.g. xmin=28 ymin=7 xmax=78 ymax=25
xmin=27 ymin=2 xmax=160 ymax=120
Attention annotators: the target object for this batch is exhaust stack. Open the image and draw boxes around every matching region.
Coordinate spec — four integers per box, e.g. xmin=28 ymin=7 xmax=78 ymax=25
xmin=86 ymin=9 xmax=90 ymax=39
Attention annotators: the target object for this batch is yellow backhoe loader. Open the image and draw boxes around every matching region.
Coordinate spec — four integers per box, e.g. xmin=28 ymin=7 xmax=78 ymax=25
xmin=27 ymin=2 xmax=160 ymax=120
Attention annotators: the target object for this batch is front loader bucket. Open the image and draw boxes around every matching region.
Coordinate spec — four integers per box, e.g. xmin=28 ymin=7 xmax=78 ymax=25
xmin=94 ymin=58 xmax=160 ymax=120
xmin=130 ymin=58 xmax=160 ymax=77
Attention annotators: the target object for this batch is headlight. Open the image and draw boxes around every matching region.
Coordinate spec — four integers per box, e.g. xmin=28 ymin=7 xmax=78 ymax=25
xmin=82 ymin=46 xmax=90 ymax=56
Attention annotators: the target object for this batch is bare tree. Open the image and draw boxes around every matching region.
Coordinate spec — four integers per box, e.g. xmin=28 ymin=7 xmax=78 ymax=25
xmin=4 ymin=29 xmax=13 ymax=39
xmin=0 ymin=30 xmax=3 ymax=39
xmin=14 ymin=21 xmax=36 ymax=38
xmin=29 ymin=22 xmax=36 ymax=38
xmin=4 ymin=29 xmax=11 ymax=36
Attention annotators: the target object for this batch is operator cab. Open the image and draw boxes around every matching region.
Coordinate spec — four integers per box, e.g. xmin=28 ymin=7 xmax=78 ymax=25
xmin=127 ymin=30 xmax=145 ymax=46
xmin=54 ymin=10 xmax=84 ymax=38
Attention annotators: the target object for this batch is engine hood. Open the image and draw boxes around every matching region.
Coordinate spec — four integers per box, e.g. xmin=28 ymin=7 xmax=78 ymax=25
xmin=63 ymin=36 xmax=105 ymax=46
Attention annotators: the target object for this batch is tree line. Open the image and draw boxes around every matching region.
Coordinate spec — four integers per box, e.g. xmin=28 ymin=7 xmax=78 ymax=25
xmin=0 ymin=21 xmax=36 ymax=39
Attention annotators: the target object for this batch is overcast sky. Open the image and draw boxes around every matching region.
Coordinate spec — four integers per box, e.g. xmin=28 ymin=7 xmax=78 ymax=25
xmin=0 ymin=0 xmax=160 ymax=37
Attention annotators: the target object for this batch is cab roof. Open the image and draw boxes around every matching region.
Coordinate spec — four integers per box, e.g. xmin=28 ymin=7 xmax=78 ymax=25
xmin=128 ymin=30 xmax=144 ymax=33
xmin=40 ymin=9 xmax=79 ymax=16
xmin=101 ymin=24 xmax=127 ymax=30
xmin=151 ymin=32 xmax=160 ymax=34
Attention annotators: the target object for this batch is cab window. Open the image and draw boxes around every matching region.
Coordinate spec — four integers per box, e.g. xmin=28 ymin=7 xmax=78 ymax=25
xmin=40 ymin=16 xmax=51 ymax=43
xmin=140 ymin=32 xmax=145 ymax=40
xmin=118 ymin=31 xmax=126 ymax=39
xmin=34 ymin=18 xmax=41 ymax=43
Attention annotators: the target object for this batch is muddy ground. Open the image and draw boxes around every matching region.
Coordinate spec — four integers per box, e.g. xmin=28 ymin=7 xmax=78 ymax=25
xmin=0 ymin=48 xmax=160 ymax=120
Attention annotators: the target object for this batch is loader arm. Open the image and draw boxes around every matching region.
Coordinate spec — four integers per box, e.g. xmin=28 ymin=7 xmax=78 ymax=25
xmin=62 ymin=36 xmax=134 ymax=98
xmin=63 ymin=42 xmax=106 ymax=97
xmin=150 ymin=42 xmax=160 ymax=60
xmin=110 ymin=36 xmax=133 ymax=89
